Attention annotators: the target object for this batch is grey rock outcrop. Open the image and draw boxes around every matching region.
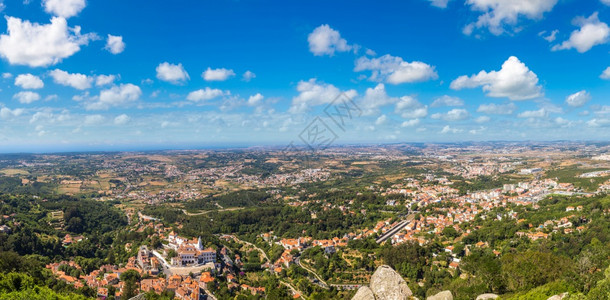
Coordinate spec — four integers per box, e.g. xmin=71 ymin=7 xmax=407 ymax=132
xmin=352 ymin=265 xmax=413 ymax=300
xmin=547 ymin=293 xmax=568 ymax=300
xmin=370 ymin=265 xmax=413 ymax=299
xmin=475 ymin=294 xmax=499 ymax=300
xmin=352 ymin=286 xmax=376 ymax=300
xmin=426 ymin=290 xmax=452 ymax=300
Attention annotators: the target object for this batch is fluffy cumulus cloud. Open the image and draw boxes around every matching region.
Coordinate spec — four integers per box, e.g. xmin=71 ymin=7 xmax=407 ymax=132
xmin=105 ymin=34 xmax=125 ymax=54
xmin=247 ymin=93 xmax=264 ymax=106
xmin=0 ymin=17 xmax=95 ymax=67
xmin=49 ymin=69 xmax=92 ymax=90
xmin=114 ymin=114 xmax=130 ymax=125
xmin=186 ymin=87 xmax=228 ymax=102
xmin=565 ymin=90 xmax=591 ymax=107
xmin=464 ymin=0 xmax=558 ymax=35
xmin=601 ymin=67 xmax=610 ymax=79
xmin=394 ymin=96 xmax=428 ymax=119
xmin=355 ymin=54 xmax=438 ymax=84
xmin=552 ymin=13 xmax=610 ymax=53
xmin=518 ymin=108 xmax=549 ymax=118
xmin=96 ymin=74 xmax=116 ymax=86
xmin=15 ymin=73 xmax=44 ymax=89
xmin=13 ymin=91 xmax=41 ymax=104
xmin=431 ymin=95 xmax=464 ymax=107
xmin=477 ymin=102 xmax=517 ymax=114
xmin=308 ymin=24 xmax=352 ymax=56
xmin=202 ymin=67 xmax=235 ymax=81
xmin=156 ymin=62 xmax=189 ymax=84
xmin=440 ymin=125 xmax=463 ymax=134
xmin=431 ymin=108 xmax=470 ymax=121
xmin=450 ymin=56 xmax=542 ymax=100
xmin=0 ymin=107 xmax=24 ymax=119
xmin=359 ymin=83 xmax=398 ymax=116
xmin=289 ymin=78 xmax=357 ymax=114
xmin=401 ymin=118 xmax=421 ymax=127
xmin=242 ymin=70 xmax=256 ymax=82
xmin=43 ymin=0 xmax=86 ymax=18
xmin=87 ymin=83 xmax=141 ymax=110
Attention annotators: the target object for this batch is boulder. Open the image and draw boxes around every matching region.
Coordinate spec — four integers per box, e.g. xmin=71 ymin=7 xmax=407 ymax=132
xmin=476 ymin=294 xmax=499 ymax=300
xmin=426 ymin=290 xmax=453 ymax=300
xmin=352 ymin=286 xmax=376 ymax=300
xmin=370 ymin=265 xmax=413 ymax=299
xmin=547 ymin=293 xmax=568 ymax=300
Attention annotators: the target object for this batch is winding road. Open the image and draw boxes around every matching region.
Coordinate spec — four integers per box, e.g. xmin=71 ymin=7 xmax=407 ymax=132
xmin=296 ymin=258 xmax=329 ymax=289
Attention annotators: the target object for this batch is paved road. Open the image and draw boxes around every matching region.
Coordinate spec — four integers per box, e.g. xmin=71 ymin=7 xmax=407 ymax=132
xmin=224 ymin=234 xmax=305 ymax=299
xmin=223 ymin=234 xmax=269 ymax=263
xmin=181 ymin=207 xmax=244 ymax=216
xmin=280 ymin=280 xmax=305 ymax=300
xmin=296 ymin=258 xmax=329 ymax=289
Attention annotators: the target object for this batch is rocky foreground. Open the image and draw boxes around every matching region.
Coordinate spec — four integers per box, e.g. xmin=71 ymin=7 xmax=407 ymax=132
xmin=351 ymin=265 xmax=501 ymax=300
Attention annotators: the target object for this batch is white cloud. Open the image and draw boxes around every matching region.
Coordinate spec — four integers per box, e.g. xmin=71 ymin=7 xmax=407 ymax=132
xmin=602 ymin=0 xmax=610 ymax=6
xmin=0 ymin=16 xmax=95 ymax=67
xmin=401 ymin=119 xmax=421 ymax=127
xmin=87 ymin=83 xmax=141 ymax=110
xmin=14 ymin=73 xmax=43 ymax=89
xmin=43 ymin=0 xmax=85 ymax=18
xmin=431 ymin=108 xmax=470 ymax=121
xmin=469 ymin=126 xmax=487 ymax=134
xmin=554 ymin=117 xmax=572 ymax=127
xmin=464 ymin=0 xmax=557 ymax=35
xmin=114 ymin=114 xmax=130 ymax=125
xmin=440 ymin=125 xmax=463 ymax=134
xmin=242 ymin=70 xmax=256 ymax=82
xmin=430 ymin=95 xmax=464 ymax=107
xmin=247 ymin=93 xmax=264 ymax=106
xmin=308 ymin=24 xmax=352 ymax=56
xmin=84 ymin=114 xmax=104 ymax=125
xmin=355 ymin=54 xmax=438 ymax=84
xmin=475 ymin=116 xmax=491 ymax=123
xmin=450 ymin=56 xmax=542 ymax=100
xmin=202 ymin=67 xmax=235 ymax=81
xmin=105 ymin=34 xmax=125 ymax=54
xmin=0 ymin=107 xmax=24 ymax=119
xmin=49 ymin=69 xmax=92 ymax=90
xmin=518 ymin=108 xmax=547 ymax=118
xmin=186 ymin=87 xmax=227 ymax=102
xmin=601 ymin=67 xmax=610 ymax=79
xmin=375 ymin=114 xmax=388 ymax=125
xmin=2 ymin=72 xmax=12 ymax=79
xmin=539 ymin=30 xmax=559 ymax=42
xmin=156 ymin=62 xmax=189 ymax=84
xmin=427 ymin=0 xmax=451 ymax=8
xmin=587 ymin=118 xmax=610 ymax=127
xmin=477 ymin=102 xmax=517 ymax=114
xmin=565 ymin=90 xmax=591 ymax=107
xmin=394 ymin=96 xmax=428 ymax=119
xmin=552 ymin=13 xmax=610 ymax=53
xmin=13 ymin=91 xmax=40 ymax=103
xmin=360 ymin=83 xmax=398 ymax=116
xmin=289 ymin=78 xmax=357 ymax=113
xmin=96 ymin=74 xmax=116 ymax=86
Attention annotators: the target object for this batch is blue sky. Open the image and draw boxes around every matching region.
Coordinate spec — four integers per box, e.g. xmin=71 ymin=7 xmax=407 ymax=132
xmin=1 ymin=0 xmax=610 ymax=152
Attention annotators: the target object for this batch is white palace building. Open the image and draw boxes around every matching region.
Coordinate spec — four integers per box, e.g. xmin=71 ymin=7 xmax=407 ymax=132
xmin=167 ymin=231 xmax=216 ymax=267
